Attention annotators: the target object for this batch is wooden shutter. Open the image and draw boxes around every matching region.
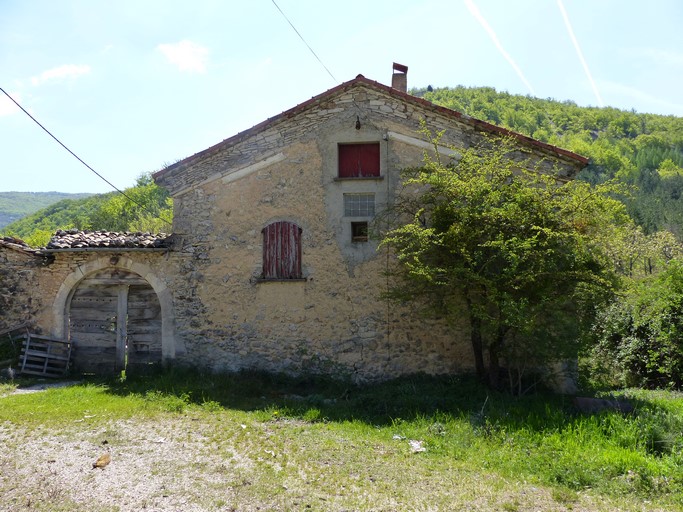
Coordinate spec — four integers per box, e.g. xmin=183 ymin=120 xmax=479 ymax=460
xmin=338 ymin=143 xmax=380 ymax=178
xmin=262 ymin=221 xmax=302 ymax=279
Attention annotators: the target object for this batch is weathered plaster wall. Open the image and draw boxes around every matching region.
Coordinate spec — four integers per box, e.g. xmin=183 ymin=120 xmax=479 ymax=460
xmin=159 ymin=87 xmax=502 ymax=379
xmin=112 ymin=82 xmax=581 ymax=381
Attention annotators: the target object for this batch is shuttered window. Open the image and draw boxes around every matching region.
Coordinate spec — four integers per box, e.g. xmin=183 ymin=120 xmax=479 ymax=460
xmin=262 ymin=221 xmax=303 ymax=279
xmin=338 ymin=143 xmax=380 ymax=178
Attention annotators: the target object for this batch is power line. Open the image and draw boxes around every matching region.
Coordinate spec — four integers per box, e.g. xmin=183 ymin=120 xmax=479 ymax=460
xmin=270 ymin=0 xmax=337 ymax=84
xmin=0 ymin=87 xmax=172 ymax=228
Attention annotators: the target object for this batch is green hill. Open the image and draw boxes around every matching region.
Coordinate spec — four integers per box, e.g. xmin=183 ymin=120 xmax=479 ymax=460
xmin=0 ymin=192 xmax=93 ymax=229
xmin=414 ymin=85 xmax=683 ymax=237
xmin=0 ymin=175 xmax=172 ymax=247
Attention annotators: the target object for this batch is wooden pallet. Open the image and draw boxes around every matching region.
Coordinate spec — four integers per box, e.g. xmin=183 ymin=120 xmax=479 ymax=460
xmin=19 ymin=333 xmax=71 ymax=377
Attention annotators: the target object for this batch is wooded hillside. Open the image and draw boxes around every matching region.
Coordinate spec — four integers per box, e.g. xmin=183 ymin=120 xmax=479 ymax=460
xmin=415 ymin=86 xmax=683 ymax=238
xmin=0 ymin=192 xmax=92 ymax=230
xmin=0 ymin=174 xmax=171 ymax=247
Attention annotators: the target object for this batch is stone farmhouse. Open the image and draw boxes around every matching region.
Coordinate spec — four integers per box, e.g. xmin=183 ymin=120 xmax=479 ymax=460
xmin=1 ymin=65 xmax=588 ymax=380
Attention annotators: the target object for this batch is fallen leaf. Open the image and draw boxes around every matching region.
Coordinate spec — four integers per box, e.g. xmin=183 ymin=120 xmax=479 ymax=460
xmin=92 ymin=452 xmax=111 ymax=469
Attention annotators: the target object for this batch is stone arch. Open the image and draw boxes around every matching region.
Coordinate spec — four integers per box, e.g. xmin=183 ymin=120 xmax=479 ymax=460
xmin=52 ymin=255 xmax=180 ymax=362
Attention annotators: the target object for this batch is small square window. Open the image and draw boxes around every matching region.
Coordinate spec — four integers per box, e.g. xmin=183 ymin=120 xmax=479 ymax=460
xmin=344 ymin=193 xmax=375 ymax=217
xmin=351 ymin=222 xmax=369 ymax=242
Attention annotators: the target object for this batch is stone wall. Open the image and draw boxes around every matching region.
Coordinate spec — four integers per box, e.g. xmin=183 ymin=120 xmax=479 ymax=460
xmin=0 ymin=241 xmax=43 ymax=334
xmin=0 ymin=247 xmax=178 ymax=363
xmin=157 ymin=84 xmax=577 ymax=380
xmin=165 ymin=157 xmax=473 ymax=378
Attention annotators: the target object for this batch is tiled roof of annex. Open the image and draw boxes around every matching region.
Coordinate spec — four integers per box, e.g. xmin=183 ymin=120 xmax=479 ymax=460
xmin=42 ymin=229 xmax=170 ymax=251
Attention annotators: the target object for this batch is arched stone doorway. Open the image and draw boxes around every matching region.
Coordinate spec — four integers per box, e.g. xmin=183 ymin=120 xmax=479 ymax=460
xmin=68 ymin=268 xmax=162 ymax=374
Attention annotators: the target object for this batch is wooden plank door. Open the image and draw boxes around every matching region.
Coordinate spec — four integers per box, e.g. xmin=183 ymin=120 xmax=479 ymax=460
xmin=69 ymin=269 xmax=162 ymax=374
xmin=69 ymin=281 xmax=120 ymax=374
xmin=126 ymin=284 xmax=162 ymax=373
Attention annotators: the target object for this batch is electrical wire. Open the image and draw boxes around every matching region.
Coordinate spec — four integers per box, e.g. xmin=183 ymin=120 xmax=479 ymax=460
xmin=270 ymin=0 xmax=338 ymax=84
xmin=0 ymin=87 xmax=172 ymax=228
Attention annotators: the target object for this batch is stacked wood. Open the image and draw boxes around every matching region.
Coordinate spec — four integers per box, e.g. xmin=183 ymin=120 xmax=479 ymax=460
xmin=46 ymin=230 xmax=169 ymax=250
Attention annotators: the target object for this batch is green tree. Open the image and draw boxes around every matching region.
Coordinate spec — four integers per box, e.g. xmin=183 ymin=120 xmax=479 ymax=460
xmin=417 ymin=85 xmax=683 ymax=238
xmin=591 ymin=258 xmax=683 ymax=389
xmin=381 ymin=129 xmax=627 ymax=391
xmin=658 ymin=158 xmax=683 ymax=179
xmin=606 ymin=225 xmax=683 ymax=278
xmin=88 ymin=174 xmax=172 ymax=232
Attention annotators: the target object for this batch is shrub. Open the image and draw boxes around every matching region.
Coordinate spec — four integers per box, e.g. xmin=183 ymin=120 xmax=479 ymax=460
xmin=591 ymin=259 xmax=683 ymax=388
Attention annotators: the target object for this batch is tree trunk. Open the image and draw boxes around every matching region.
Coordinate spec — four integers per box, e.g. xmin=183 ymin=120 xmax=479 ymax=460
xmin=469 ymin=313 xmax=486 ymax=383
xmin=488 ymin=325 xmax=507 ymax=390
xmin=488 ymin=344 xmax=501 ymax=390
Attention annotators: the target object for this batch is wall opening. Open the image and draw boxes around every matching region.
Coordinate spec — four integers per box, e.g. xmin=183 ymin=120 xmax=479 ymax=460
xmin=68 ymin=268 xmax=162 ymax=374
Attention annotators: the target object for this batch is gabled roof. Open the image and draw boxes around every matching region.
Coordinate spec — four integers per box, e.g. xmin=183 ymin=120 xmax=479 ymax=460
xmin=154 ymin=74 xmax=588 ymax=181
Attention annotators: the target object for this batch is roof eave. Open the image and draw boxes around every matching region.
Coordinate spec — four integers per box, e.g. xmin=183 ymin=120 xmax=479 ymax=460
xmin=0 ymin=241 xmax=40 ymax=257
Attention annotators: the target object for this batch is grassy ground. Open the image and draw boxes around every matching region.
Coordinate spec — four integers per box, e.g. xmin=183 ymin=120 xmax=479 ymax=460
xmin=0 ymin=369 xmax=682 ymax=511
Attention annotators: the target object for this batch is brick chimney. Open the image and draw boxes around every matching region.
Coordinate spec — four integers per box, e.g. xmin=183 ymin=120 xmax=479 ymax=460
xmin=391 ymin=62 xmax=408 ymax=93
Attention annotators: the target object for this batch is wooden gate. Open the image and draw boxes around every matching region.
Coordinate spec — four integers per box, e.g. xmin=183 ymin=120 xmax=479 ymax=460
xmin=68 ymin=268 xmax=162 ymax=374
xmin=126 ymin=284 xmax=162 ymax=372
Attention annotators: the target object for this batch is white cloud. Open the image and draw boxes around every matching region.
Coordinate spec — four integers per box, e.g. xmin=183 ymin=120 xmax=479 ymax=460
xmin=157 ymin=40 xmax=209 ymax=73
xmin=31 ymin=64 xmax=91 ymax=86
xmin=0 ymin=91 xmax=21 ymax=117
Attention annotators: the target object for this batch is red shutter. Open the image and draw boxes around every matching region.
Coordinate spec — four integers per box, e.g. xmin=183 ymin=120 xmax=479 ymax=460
xmin=338 ymin=143 xmax=380 ymax=178
xmin=262 ymin=221 xmax=302 ymax=279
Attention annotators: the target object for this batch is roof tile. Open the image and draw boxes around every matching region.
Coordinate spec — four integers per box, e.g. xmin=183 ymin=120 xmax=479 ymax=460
xmin=45 ymin=230 xmax=170 ymax=251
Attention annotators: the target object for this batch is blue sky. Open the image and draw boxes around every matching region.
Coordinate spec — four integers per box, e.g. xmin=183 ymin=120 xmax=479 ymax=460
xmin=2 ymin=0 xmax=682 ymax=193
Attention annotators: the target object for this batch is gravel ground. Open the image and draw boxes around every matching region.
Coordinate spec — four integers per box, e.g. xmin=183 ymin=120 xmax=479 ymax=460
xmin=0 ymin=416 xmax=249 ymax=512
xmin=0 ymin=383 xmax=253 ymax=511
xmin=0 ymin=415 xmax=647 ymax=512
